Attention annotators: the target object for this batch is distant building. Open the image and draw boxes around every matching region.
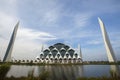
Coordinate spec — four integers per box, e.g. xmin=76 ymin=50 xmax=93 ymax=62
xmin=37 ymin=43 xmax=82 ymax=63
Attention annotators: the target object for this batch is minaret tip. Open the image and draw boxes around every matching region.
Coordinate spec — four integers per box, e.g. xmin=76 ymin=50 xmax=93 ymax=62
xmin=98 ymin=17 xmax=102 ymax=22
xmin=41 ymin=44 xmax=44 ymax=52
xmin=98 ymin=17 xmax=100 ymax=20
xmin=17 ymin=21 xmax=20 ymax=25
xmin=98 ymin=17 xmax=104 ymax=27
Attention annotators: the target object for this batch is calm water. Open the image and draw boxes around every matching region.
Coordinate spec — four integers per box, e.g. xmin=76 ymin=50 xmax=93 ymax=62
xmin=6 ymin=65 xmax=120 ymax=79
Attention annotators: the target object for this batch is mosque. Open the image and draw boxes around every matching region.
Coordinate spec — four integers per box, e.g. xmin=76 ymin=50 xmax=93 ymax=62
xmin=2 ymin=18 xmax=117 ymax=64
xmin=36 ymin=43 xmax=82 ymax=63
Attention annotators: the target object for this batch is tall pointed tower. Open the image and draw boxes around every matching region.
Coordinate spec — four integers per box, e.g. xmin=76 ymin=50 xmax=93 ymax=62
xmin=98 ymin=18 xmax=116 ymax=62
xmin=3 ymin=22 xmax=19 ymax=62
xmin=41 ymin=44 xmax=44 ymax=52
xmin=78 ymin=44 xmax=82 ymax=62
xmin=78 ymin=44 xmax=82 ymax=58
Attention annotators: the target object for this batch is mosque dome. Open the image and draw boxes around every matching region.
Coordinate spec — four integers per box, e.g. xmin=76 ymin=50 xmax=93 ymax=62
xmin=43 ymin=43 xmax=75 ymax=58
xmin=39 ymin=43 xmax=82 ymax=63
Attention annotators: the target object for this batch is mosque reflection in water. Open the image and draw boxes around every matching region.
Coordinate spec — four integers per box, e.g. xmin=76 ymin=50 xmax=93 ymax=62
xmin=34 ymin=65 xmax=119 ymax=80
xmin=34 ymin=65 xmax=84 ymax=80
xmin=6 ymin=65 xmax=120 ymax=79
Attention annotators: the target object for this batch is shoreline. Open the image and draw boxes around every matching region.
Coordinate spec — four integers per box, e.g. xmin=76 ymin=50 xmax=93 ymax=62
xmin=0 ymin=61 xmax=120 ymax=65
xmin=3 ymin=76 xmax=120 ymax=80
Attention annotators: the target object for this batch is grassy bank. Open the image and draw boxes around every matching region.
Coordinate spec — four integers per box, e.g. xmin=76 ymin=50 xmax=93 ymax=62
xmin=1 ymin=76 xmax=120 ymax=80
xmin=0 ymin=63 xmax=10 ymax=80
xmin=0 ymin=61 xmax=120 ymax=65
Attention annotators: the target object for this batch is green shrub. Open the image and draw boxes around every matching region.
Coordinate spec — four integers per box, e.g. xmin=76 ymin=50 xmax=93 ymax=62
xmin=0 ymin=63 xmax=10 ymax=79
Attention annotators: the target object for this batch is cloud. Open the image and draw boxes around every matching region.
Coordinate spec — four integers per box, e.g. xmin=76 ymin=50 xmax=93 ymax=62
xmin=0 ymin=27 xmax=57 ymax=60
xmin=0 ymin=0 xmax=17 ymax=16
xmin=15 ymin=27 xmax=57 ymax=60
xmin=109 ymin=32 xmax=120 ymax=48
xmin=0 ymin=0 xmax=120 ymax=61
xmin=39 ymin=8 xmax=61 ymax=26
xmin=86 ymin=40 xmax=102 ymax=45
xmin=17 ymin=27 xmax=57 ymax=41
xmin=16 ymin=0 xmax=63 ymax=28
xmin=74 ymin=13 xmax=92 ymax=28
xmin=0 ymin=0 xmax=19 ymax=60
xmin=0 ymin=25 xmax=57 ymax=60
xmin=0 ymin=12 xmax=18 ymax=36
xmin=0 ymin=6 xmax=57 ymax=60
xmin=80 ymin=0 xmax=120 ymax=14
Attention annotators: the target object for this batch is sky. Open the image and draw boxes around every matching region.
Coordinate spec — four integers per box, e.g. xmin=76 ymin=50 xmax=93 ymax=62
xmin=0 ymin=0 xmax=120 ymax=61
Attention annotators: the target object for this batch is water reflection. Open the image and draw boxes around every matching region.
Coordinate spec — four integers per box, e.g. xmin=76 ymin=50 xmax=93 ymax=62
xmin=36 ymin=65 xmax=84 ymax=80
xmin=110 ymin=65 xmax=120 ymax=77
xmin=7 ymin=65 xmax=35 ymax=77
xmin=6 ymin=65 xmax=120 ymax=78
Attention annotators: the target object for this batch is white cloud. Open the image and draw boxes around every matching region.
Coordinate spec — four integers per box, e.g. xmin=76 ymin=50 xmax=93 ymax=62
xmin=17 ymin=27 xmax=57 ymax=41
xmin=74 ymin=13 xmax=92 ymax=28
xmin=0 ymin=12 xmax=18 ymax=37
xmin=109 ymin=32 xmax=120 ymax=48
xmin=0 ymin=25 xmax=57 ymax=60
xmin=81 ymin=0 xmax=120 ymax=14
xmin=0 ymin=8 xmax=57 ymax=60
xmin=86 ymin=40 xmax=102 ymax=45
xmin=13 ymin=27 xmax=57 ymax=60
xmin=0 ymin=0 xmax=120 ymax=61
xmin=40 ymin=9 xmax=60 ymax=26
xmin=0 ymin=0 xmax=17 ymax=16
xmin=0 ymin=0 xmax=19 ymax=60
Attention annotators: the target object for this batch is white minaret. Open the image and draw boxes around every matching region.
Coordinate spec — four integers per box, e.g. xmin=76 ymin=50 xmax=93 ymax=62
xmin=3 ymin=22 xmax=19 ymax=62
xmin=41 ymin=44 xmax=44 ymax=52
xmin=78 ymin=44 xmax=82 ymax=58
xmin=98 ymin=17 xmax=116 ymax=62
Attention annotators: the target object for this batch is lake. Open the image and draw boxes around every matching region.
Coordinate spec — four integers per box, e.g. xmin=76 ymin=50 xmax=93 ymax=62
xmin=6 ymin=65 xmax=120 ymax=80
